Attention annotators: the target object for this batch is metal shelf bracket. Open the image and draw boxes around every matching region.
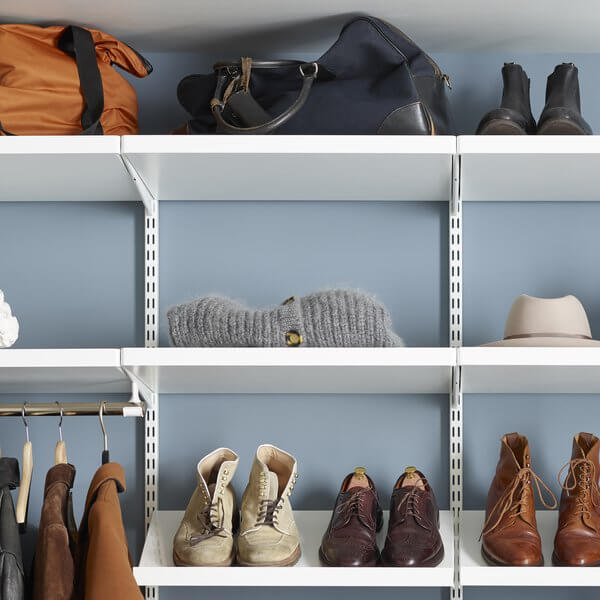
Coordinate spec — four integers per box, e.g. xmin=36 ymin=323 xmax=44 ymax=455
xmin=451 ymin=153 xmax=461 ymax=217
xmin=121 ymin=152 xmax=157 ymax=215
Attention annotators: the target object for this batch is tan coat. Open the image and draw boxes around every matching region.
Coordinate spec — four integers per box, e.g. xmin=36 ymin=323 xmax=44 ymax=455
xmin=74 ymin=463 xmax=141 ymax=600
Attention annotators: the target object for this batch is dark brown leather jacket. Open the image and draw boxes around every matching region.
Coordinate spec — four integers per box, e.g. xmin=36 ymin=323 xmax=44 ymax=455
xmin=73 ymin=463 xmax=141 ymax=600
xmin=32 ymin=463 xmax=77 ymax=600
xmin=0 ymin=457 xmax=24 ymax=600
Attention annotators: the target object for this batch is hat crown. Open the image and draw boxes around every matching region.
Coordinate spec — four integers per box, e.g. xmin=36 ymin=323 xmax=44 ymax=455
xmin=504 ymin=295 xmax=592 ymax=340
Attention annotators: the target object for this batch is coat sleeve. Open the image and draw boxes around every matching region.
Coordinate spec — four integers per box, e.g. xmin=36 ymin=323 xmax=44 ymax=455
xmin=84 ymin=497 xmax=141 ymax=600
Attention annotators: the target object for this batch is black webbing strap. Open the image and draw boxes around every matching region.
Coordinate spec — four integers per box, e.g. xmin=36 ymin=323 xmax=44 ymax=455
xmin=57 ymin=25 xmax=104 ymax=135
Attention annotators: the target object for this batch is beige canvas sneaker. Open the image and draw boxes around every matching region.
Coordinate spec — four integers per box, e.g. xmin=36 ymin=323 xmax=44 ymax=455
xmin=237 ymin=444 xmax=301 ymax=566
xmin=173 ymin=448 xmax=239 ymax=566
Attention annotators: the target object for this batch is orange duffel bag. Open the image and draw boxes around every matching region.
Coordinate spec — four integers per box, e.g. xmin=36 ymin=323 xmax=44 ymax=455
xmin=0 ymin=24 xmax=152 ymax=135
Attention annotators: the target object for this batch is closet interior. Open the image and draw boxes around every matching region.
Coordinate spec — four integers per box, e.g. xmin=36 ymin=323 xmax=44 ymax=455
xmin=3 ymin=3 xmax=600 ymax=600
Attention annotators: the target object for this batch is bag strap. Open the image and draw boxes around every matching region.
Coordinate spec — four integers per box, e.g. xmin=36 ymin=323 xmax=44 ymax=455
xmin=57 ymin=25 xmax=104 ymax=135
xmin=1 ymin=26 xmax=105 ymax=136
xmin=210 ymin=62 xmax=319 ymax=135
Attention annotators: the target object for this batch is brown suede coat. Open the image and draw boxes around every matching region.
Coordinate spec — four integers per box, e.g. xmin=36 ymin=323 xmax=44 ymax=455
xmin=73 ymin=463 xmax=141 ymax=600
xmin=32 ymin=463 xmax=77 ymax=600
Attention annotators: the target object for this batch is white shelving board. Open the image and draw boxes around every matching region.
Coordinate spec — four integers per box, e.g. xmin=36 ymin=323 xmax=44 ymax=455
xmin=122 ymin=136 xmax=455 ymax=202
xmin=135 ymin=509 xmax=454 ymax=587
xmin=121 ymin=347 xmax=455 ymax=395
xmin=459 ymin=136 xmax=600 ymax=202
xmin=0 ymin=137 xmax=138 ymax=203
xmin=0 ymin=349 xmax=129 ymax=394
xmin=4 ymin=1 xmax=599 ymax=53
xmin=460 ymin=347 xmax=600 ymax=394
xmin=462 ymin=510 xmax=600 ymax=586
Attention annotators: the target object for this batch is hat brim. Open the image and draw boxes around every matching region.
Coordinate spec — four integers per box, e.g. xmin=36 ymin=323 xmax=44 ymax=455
xmin=483 ymin=337 xmax=600 ymax=347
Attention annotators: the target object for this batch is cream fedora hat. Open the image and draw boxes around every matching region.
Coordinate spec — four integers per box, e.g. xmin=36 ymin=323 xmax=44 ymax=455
xmin=484 ymin=294 xmax=600 ymax=347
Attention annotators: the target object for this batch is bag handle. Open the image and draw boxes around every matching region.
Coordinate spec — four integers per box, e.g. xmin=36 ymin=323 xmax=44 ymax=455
xmin=210 ymin=62 xmax=319 ymax=135
xmin=57 ymin=25 xmax=105 ymax=135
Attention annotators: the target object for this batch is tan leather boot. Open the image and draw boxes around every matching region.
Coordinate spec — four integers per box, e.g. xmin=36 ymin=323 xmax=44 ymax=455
xmin=481 ymin=433 xmax=556 ymax=566
xmin=553 ymin=432 xmax=600 ymax=566
xmin=173 ymin=448 xmax=239 ymax=566
xmin=237 ymin=444 xmax=301 ymax=566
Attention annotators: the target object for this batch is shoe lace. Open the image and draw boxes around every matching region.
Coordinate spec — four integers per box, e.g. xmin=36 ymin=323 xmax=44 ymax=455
xmin=481 ymin=467 xmax=557 ymax=539
xmin=558 ymin=458 xmax=600 ymax=528
xmin=395 ymin=477 xmax=430 ymax=529
xmin=335 ymin=489 xmax=373 ymax=525
xmin=190 ymin=498 xmax=226 ymax=545
xmin=256 ymin=498 xmax=283 ymax=527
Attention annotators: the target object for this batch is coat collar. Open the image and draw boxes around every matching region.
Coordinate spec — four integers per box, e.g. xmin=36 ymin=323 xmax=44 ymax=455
xmin=43 ymin=463 xmax=76 ymax=495
xmin=0 ymin=457 xmax=20 ymax=490
xmin=86 ymin=462 xmax=126 ymax=500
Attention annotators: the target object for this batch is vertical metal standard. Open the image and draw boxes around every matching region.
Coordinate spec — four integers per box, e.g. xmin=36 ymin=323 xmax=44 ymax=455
xmin=449 ymin=152 xmax=463 ymax=600
xmin=144 ymin=204 xmax=159 ymax=600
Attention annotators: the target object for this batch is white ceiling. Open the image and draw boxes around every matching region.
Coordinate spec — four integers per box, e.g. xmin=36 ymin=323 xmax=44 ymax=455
xmin=2 ymin=0 xmax=600 ymax=54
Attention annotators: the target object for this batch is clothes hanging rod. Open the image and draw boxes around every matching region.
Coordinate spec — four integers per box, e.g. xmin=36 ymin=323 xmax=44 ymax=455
xmin=0 ymin=402 xmax=143 ymax=417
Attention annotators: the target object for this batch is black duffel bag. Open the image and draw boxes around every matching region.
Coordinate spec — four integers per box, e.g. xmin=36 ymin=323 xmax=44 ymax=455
xmin=177 ymin=16 xmax=453 ymax=135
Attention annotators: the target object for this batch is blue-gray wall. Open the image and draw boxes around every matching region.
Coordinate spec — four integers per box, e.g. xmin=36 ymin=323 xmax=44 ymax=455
xmin=2 ymin=42 xmax=600 ymax=600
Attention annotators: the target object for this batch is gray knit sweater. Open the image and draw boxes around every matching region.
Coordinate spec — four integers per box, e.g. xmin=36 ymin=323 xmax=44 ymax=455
xmin=168 ymin=290 xmax=404 ymax=348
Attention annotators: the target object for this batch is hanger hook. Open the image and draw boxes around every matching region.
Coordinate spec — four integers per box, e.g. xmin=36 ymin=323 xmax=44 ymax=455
xmin=56 ymin=401 xmax=63 ymax=442
xmin=21 ymin=402 xmax=29 ymax=443
xmin=98 ymin=401 xmax=108 ymax=452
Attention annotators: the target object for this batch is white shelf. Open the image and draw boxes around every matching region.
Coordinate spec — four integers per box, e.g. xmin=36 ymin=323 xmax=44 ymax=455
xmin=122 ymin=136 xmax=455 ymax=202
xmin=0 ymin=349 xmax=129 ymax=394
xmin=460 ymin=347 xmax=600 ymax=394
xmin=0 ymin=137 xmax=138 ymax=203
xmin=135 ymin=509 xmax=454 ymax=587
xmin=121 ymin=347 xmax=455 ymax=395
xmin=8 ymin=347 xmax=600 ymax=396
xmin=4 ymin=1 xmax=599 ymax=53
xmin=459 ymin=136 xmax=600 ymax=202
xmin=462 ymin=510 xmax=600 ymax=586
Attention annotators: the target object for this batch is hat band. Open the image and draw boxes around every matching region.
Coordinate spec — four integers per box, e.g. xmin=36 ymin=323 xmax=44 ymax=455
xmin=504 ymin=332 xmax=593 ymax=341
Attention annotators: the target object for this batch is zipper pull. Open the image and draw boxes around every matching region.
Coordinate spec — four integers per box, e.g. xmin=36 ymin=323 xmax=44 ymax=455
xmin=443 ymin=74 xmax=452 ymax=90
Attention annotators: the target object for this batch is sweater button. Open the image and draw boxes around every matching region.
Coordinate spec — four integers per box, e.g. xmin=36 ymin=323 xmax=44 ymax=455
xmin=286 ymin=330 xmax=303 ymax=347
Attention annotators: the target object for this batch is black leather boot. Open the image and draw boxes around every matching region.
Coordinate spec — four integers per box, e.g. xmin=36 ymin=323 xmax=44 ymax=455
xmin=537 ymin=63 xmax=592 ymax=135
xmin=477 ymin=63 xmax=536 ymax=135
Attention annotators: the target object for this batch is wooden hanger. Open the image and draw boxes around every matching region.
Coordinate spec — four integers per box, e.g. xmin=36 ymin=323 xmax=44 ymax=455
xmin=54 ymin=402 xmax=67 ymax=465
xmin=16 ymin=403 xmax=32 ymax=531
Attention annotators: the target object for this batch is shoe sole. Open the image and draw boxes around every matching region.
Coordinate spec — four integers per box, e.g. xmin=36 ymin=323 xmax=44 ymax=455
xmin=380 ymin=544 xmax=444 ymax=568
xmin=538 ymin=120 xmax=588 ymax=135
xmin=478 ymin=119 xmax=528 ymax=135
xmin=173 ymin=548 xmax=235 ymax=567
xmin=552 ymin=551 xmax=600 ymax=567
xmin=481 ymin=545 xmax=543 ymax=567
xmin=318 ymin=546 xmax=378 ymax=567
xmin=237 ymin=544 xmax=301 ymax=567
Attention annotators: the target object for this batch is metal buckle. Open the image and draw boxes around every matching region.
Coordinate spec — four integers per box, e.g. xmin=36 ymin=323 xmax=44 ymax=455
xmin=299 ymin=62 xmax=319 ymax=79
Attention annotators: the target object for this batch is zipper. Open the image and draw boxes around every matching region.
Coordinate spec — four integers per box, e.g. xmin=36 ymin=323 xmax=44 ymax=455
xmin=355 ymin=17 xmax=448 ymax=82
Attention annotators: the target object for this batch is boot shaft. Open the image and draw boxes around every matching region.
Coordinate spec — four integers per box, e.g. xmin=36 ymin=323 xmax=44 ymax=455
xmin=501 ymin=63 xmax=533 ymax=117
xmin=545 ymin=63 xmax=582 ymax=112
xmin=240 ymin=444 xmax=298 ymax=534
xmin=486 ymin=433 xmax=536 ymax=522
xmin=560 ymin=432 xmax=600 ymax=504
xmin=184 ymin=447 xmax=239 ymax=525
